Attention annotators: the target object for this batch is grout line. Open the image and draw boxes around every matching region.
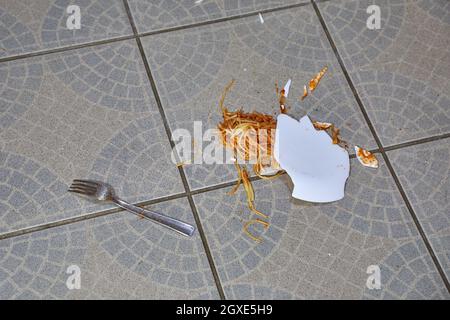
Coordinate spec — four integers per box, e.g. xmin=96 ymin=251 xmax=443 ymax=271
xmin=0 ymin=175 xmax=265 ymax=242
xmin=313 ymin=0 xmax=334 ymax=4
xmin=184 ymin=195 xmax=227 ymax=299
xmin=382 ymin=158 xmax=450 ymax=292
xmin=349 ymin=132 xmax=450 ymax=156
xmin=190 ymin=177 xmax=261 ymax=196
xmin=1 ymin=131 xmax=445 ymax=242
xmin=0 ymin=192 xmax=187 ymax=241
xmin=312 ymin=0 xmax=450 ymax=293
xmin=383 ymin=133 xmax=450 ymax=153
xmin=0 ymin=209 xmax=119 ymax=241
xmin=122 ymin=0 xmax=226 ymax=300
xmin=0 ymin=0 xmax=447 ymax=293
xmin=191 ymin=181 xmax=246 ymax=196
xmin=0 ymin=1 xmax=312 ymax=64
xmin=122 ymin=0 xmax=138 ymax=35
xmin=0 ymin=35 xmax=135 ymax=63
xmin=137 ymin=1 xmax=311 ymax=38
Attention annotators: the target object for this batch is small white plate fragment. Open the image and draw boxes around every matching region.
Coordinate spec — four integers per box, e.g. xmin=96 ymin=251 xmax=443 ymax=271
xmin=258 ymin=13 xmax=264 ymax=24
xmin=355 ymin=146 xmax=379 ymax=168
xmin=274 ymin=114 xmax=350 ymax=203
xmin=283 ymin=79 xmax=291 ymax=97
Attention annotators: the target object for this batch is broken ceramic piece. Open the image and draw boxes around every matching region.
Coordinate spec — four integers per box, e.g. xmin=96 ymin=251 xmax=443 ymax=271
xmin=278 ymin=79 xmax=291 ymax=114
xmin=274 ymin=114 xmax=350 ymax=203
xmin=258 ymin=13 xmax=264 ymax=24
xmin=283 ymin=79 xmax=292 ymax=97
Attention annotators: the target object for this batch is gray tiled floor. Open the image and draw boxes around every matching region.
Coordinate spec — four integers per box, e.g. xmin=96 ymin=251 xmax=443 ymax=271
xmin=128 ymin=0 xmax=305 ymax=33
xmin=0 ymin=0 xmax=132 ymax=58
xmin=318 ymin=0 xmax=450 ymax=146
xmin=142 ymin=6 xmax=377 ymax=190
xmin=0 ymin=198 xmax=218 ymax=299
xmin=0 ymin=40 xmax=184 ymax=234
xmin=193 ymin=163 xmax=447 ymax=299
xmin=0 ymin=0 xmax=449 ymax=300
xmin=388 ymin=141 xmax=450 ymax=281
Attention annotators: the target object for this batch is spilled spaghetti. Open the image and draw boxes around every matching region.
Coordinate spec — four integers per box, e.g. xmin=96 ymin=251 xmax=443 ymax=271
xmin=216 ymin=67 xmax=376 ymax=243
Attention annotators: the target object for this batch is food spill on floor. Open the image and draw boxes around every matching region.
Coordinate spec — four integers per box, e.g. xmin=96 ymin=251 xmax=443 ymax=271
xmin=313 ymin=121 xmax=333 ymax=130
xmin=218 ymin=80 xmax=281 ymax=179
xmin=300 ymin=66 xmax=328 ymax=101
xmin=355 ymin=146 xmax=379 ymax=168
xmin=301 ymin=85 xmax=308 ymax=100
xmin=228 ymin=162 xmax=268 ymax=219
xmin=276 ymin=79 xmax=291 ymax=114
xmin=244 ymin=219 xmax=270 ymax=243
xmin=176 ymin=161 xmax=186 ymax=168
xmin=216 ymin=66 xmax=375 ymax=242
xmin=331 ymin=125 xmax=341 ymax=145
xmin=309 ymin=66 xmax=328 ymax=92
xmin=313 ymin=121 xmax=347 ymax=148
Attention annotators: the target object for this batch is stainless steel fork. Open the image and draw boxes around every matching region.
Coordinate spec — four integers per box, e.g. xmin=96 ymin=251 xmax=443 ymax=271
xmin=68 ymin=179 xmax=195 ymax=237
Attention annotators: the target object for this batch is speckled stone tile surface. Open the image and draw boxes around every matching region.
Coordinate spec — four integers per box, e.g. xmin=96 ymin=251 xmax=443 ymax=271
xmin=0 ymin=40 xmax=184 ymax=234
xmin=388 ymin=141 xmax=450 ymax=280
xmin=193 ymin=160 xmax=449 ymax=299
xmin=142 ymin=6 xmax=378 ymax=190
xmin=317 ymin=0 xmax=450 ymax=146
xmin=0 ymin=0 xmax=132 ymax=58
xmin=128 ymin=0 xmax=306 ymax=33
xmin=0 ymin=198 xmax=219 ymax=299
xmin=0 ymin=0 xmax=449 ymax=300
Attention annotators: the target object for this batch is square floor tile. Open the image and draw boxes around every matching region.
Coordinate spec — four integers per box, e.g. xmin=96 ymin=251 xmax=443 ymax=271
xmin=0 ymin=0 xmax=133 ymax=58
xmin=317 ymin=0 xmax=450 ymax=146
xmin=128 ymin=0 xmax=305 ymax=33
xmin=0 ymin=198 xmax=219 ymax=299
xmin=142 ymin=5 xmax=378 ymax=190
xmin=0 ymin=40 xmax=184 ymax=235
xmin=388 ymin=140 xmax=450 ymax=280
xmin=193 ymin=159 xmax=449 ymax=299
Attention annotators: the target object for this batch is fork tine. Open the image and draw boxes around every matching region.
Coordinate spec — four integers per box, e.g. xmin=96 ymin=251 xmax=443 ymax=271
xmin=73 ymin=181 xmax=99 ymax=190
xmin=73 ymin=179 xmax=98 ymax=187
xmin=68 ymin=188 xmax=94 ymax=196
xmin=69 ymin=184 xmax=94 ymax=191
xmin=70 ymin=182 xmax=97 ymax=191
xmin=69 ymin=184 xmax=97 ymax=194
xmin=70 ymin=183 xmax=96 ymax=192
xmin=69 ymin=187 xmax=96 ymax=195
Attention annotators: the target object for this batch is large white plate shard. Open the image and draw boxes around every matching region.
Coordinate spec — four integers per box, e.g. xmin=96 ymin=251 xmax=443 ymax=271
xmin=274 ymin=114 xmax=350 ymax=203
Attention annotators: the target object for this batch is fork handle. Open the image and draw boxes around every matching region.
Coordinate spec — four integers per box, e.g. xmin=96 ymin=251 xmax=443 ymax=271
xmin=112 ymin=198 xmax=195 ymax=237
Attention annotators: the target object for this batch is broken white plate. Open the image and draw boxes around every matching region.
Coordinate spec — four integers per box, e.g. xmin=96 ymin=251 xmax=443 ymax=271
xmin=283 ymin=79 xmax=292 ymax=97
xmin=274 ymin=114 xmax=350 ymax=203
